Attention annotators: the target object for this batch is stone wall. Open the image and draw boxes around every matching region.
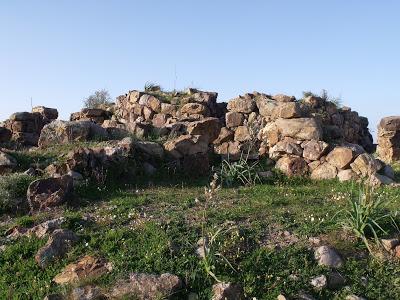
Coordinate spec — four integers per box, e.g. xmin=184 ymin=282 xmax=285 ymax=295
xmin=2 ymin=106 xmax=58 ymax=146
xmin=377 ymin=116 xmax=400 ymax=163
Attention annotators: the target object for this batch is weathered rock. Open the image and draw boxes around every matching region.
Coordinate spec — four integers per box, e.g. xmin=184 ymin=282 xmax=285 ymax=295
xmin=139 ymin=94 xmax=161 ymax=112
xmin=35 ymin=229 xmax=78 ymax=268
xmin=369 ymin=173 xmax=394 ymax=187
xmin=381 ymin=238 xmax=400 ymax=252
xmin=327 ymin=271 xmax=346 ymax=289
xmin=256 ymin=96 xmax=301 ymax=120
xmin=180 ymin=103 xmax=209 ymax=116
xmin=134 ymin=141 xmax=164 ymax=160
xmin=54 ymin=256 xmax=112 ymax=285
xmin=0 ymin=126 xmax=12 ymax=143
xmin=302 ymin=140 xmax=329 ymax=161
xmin=275 ymin=156 xmax=309 ymax=177
xmin=326 ymin=147 xmax=355 ymax=169
xmin=186 ymin=117 xmax=221 ymax=143
xmin=234 ymin=126 xmax=251 ymax=142
xmin=311 ymin=163 xmax=337 ymax=180
xmin=110 ymin=273 xmax=182 ymax=299
xmin=70 ymin=285 xmax=105 ymax=300
xmin=27 ymin=175 xmax=73 ymax=211
xmin=314 ymin=246 xmax=343 ymax=268
xmin=211 ymin=282 xmax=245 ymax=300
xmin=32 ymin=106 xmax=59 ymax=120
xmin=310 ymin=275 xmax=327 ymax=290
xmin=350 ymin=153 xmax=384 ymax=177
xmin=214 ymin=141 xmax=241 ymax=161
xmin=269 ymin=138 xmax=303 ymax=160
xmin=274 ymin=118 xmax=323 ymax=141
xmin=337 ymin=169 xmax=357 ymax=182
xmin=0 ymin=151 xmax=17 ymax=174
xmin=38 ymin=120 xmax=108 ymax=148
xmin=227 ymin=97 xmax=256 ymax=113
xmin=28 ymin=217 xmax=65 ymax=239
xmin=381 ymin=164 xmax=395 ymax=179
xmin=271 ymin=94 xmax=296 ymax=102
xmin=164 ymin=135 xmax=208 ymax=159
xmin=214 ymin=127 xmax=234 ymax=144
xmin=226 ymin=112 xmax=244 ymax=128
xmin=377 ymin=117 xmax=400 ymax=163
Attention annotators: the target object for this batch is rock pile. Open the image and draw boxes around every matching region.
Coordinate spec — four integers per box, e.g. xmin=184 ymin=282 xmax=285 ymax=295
xmin=377 ymin=116 xmax=400 ymax=163
xmin=2 ymin=106 xmax=58 ymax=146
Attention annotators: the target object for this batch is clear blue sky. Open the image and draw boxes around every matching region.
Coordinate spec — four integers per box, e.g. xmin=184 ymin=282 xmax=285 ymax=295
xmin=1 ymin=1 xmax=399 ymax=137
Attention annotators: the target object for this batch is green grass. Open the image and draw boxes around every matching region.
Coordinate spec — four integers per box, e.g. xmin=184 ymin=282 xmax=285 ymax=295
xmin=1 ymin=171 xmax=400 ymax=299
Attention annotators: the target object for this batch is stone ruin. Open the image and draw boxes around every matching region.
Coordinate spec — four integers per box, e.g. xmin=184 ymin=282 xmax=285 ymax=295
xmin=377 ymin=116 xmax=400 ymax=163
xmin=0 ymin=106 xmax=58 ymax=146
xmin=0 ymin=87 xmax=398 ymax=187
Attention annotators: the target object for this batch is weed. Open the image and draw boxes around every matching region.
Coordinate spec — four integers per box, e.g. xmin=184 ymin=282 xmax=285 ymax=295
xmin=340 ymin=184 xmax=391 ymax=254
xmin=217 ymin=154 xmax=261 ymax=187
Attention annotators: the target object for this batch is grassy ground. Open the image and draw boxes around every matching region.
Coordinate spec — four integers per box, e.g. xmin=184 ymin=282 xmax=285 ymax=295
xmin=0 ymin=161 xmax=400 ymax=299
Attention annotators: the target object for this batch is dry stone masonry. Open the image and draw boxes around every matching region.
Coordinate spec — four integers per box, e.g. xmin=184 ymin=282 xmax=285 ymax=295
xmin=1 ymin=106 xmax=58 ymax=146
xmin=0 ymin=86 xmax=397 ymax=187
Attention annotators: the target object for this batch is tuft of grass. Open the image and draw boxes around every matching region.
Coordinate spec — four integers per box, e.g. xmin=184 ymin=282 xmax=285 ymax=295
xmin=217 ymin=154 xmax=261 ymax=187
xmin=0 ymin=173 xmax=34 ymax=214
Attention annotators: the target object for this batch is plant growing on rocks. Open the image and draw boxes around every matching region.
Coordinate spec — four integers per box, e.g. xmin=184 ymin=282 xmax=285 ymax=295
xmin=340 ymin=184 xmax=391 ymax=254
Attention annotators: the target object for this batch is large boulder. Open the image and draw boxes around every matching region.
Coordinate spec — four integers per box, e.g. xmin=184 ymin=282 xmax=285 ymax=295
xmin=350 ymin=153 xmax=384 ymax=177
xmin=227 ymin=96 xmax=256 ymax=113
xmin=110 ymin=273 xmax=182 ymax=299
xmin=0 ymin=151 xmax=17 ymax=174
xmin=326 ymin=146 xmax=356 ymax=170
xmin=38 ymin=120 xmax=108 ymax=148
xmin=226 ymin=112 xmax=244 ymax=128
xmin=164 ymin=135 xmax=209 ymax=159
xmin=256 ymin=97 xmax=301 ymax=119
xmin=27 ymin=175 xmax=73 ymax=211
xmin=302 ymin=140 xmax=329 ymax=161
xmin=134 ymin=141 xmax=164 ymax=160
xmin=180 ymin=102 xmax=210 ymax=117
xmin=274 ymin=118 xmax=323 ymax=141
xmin=311 ymin=163 xmax=337 ymax=180
xmin=186 ymin=117 xmax=221 ymax=143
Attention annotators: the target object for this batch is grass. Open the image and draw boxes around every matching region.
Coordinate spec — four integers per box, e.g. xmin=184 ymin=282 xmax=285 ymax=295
xmin=0 ymin=165 xmax=400 ymax=299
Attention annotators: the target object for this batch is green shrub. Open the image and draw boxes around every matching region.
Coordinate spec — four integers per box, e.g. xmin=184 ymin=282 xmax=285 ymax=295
xmin=0 ymin=173 xmax=33 ymax=213
xmin=340 ymin=185 xmax=391 ymax=254
xmin=216 ymin=154 xmax=261 ymax=187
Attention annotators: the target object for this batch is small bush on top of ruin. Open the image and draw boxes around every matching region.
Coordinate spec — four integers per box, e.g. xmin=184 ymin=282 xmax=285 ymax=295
xmin=302 ymin=89 xmax=342 ymax=108
xmin=83 ymin=89 xmax=112 ymax=109
xmin=144 ymin=82 xmax=162 ymax=92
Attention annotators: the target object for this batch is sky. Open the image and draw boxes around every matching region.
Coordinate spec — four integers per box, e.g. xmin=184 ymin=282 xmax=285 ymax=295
xmin=1 ymin=1 xmax=399 ymax=138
